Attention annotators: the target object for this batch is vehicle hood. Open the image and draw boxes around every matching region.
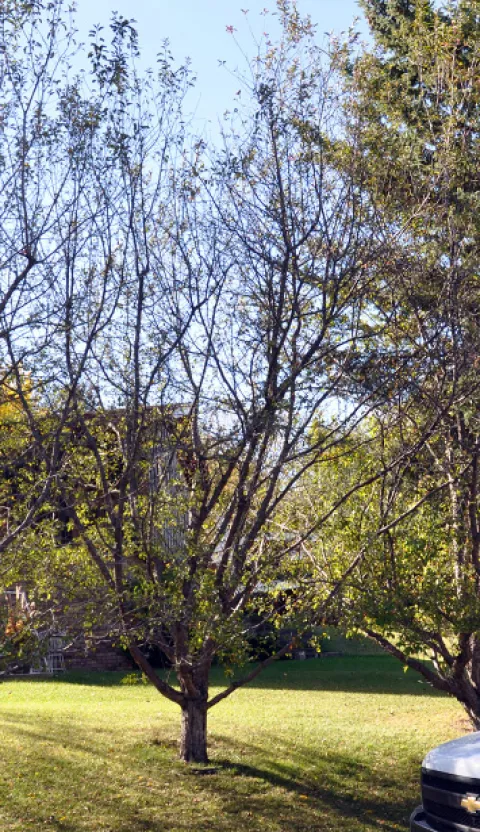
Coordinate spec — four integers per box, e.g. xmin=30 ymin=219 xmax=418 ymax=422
xmin=423 ymin=733 xmax=480 ymax=779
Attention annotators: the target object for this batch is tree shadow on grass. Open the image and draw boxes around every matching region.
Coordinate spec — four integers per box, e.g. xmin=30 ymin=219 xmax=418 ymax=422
xmin=9 ymin=655 xmax=446 ymax=698
xmin=222 ymin=655 xmax=446 ymax=696
xmin=180 ymin=740 xmax=417 ymax=831
xmin=0 ymin=708 xmax=421 ymax=832
xmin=203 ymin=733 xmax=418 ymax=832
xmin=0 ymin=712 xmax=176 ymax=832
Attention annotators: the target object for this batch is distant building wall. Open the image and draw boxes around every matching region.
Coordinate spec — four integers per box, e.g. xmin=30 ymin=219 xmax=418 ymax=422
xmin=63 ymin=636 xmax=134 ymax=672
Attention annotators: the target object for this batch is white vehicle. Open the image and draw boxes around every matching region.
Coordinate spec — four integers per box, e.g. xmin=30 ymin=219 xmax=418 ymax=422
xmin=411 ymin=733 xmax=480 ymax=831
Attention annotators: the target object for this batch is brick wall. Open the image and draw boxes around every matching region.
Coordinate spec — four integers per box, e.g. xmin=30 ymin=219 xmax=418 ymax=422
xmin=63 ymin=637 xmax=134 ymax=672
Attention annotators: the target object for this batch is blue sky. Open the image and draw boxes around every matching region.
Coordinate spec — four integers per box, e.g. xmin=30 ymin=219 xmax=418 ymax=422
xmin=74 ymin=0 xmax=366 ymax=134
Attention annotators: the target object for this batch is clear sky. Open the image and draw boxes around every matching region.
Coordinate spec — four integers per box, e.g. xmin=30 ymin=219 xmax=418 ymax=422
xmin=73 ymin=0 xmax=366 ymax=135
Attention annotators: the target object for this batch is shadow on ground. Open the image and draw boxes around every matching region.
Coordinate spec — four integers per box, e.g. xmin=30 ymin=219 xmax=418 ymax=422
xmin=7 ymin=655 xmax=445 ymax=697
xmin=202 ymin=732 xmax=418 ymax=832
xmin=0 ymin=706 xmax=421 ymax=832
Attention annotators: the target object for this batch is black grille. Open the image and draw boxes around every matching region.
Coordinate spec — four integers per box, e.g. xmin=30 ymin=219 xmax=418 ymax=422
xmin=423 ymin=816 xmax=471 ymax=832
xmin=424 ymin=797 xmax=480 ymax=829
xmin=421 ymin=770 xmax=480 ymax=832
xmin=423 ymin=772 xmax=480 ymax=797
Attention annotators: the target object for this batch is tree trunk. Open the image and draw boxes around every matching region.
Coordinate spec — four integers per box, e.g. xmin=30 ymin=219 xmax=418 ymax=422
xmin=457 ymin=686 xmax=480 ymax=730
xmin=471 ymin=635 xmax=480 ymax=691
xmin=180 ymin=699 xmax=208 ymax=763
xmin=456 ymin=640 xmax=480 ymax=729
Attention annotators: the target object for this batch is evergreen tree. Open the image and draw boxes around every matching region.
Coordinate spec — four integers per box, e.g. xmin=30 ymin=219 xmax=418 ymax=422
xmin=322 ymin=0 xmax=480 ymax=724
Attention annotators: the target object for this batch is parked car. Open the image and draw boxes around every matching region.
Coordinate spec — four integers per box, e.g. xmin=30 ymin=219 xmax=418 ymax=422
xmin=411 ymin=733 xmax=480 ymax=831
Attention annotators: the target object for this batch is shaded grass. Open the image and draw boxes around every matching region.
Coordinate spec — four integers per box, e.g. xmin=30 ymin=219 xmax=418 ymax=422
xmin=0 ymin=656 xmax=466 ymax=831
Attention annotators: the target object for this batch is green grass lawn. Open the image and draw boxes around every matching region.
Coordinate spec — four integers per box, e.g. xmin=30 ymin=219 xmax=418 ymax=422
xmin=0 ymin=656 xmax=467 ymax=832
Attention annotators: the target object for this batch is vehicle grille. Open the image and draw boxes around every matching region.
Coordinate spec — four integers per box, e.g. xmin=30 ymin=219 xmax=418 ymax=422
xmin=422 ymin=769 xmax=480 ymax=831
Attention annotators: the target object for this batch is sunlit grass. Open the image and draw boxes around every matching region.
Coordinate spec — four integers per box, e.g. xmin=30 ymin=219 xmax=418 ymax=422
xmin=0 ymin=656 xmax=465 ymax=832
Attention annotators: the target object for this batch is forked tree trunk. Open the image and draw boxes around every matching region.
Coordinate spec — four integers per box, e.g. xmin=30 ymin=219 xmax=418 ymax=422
xmin=180 ymin=698 xmax=208 ymax=763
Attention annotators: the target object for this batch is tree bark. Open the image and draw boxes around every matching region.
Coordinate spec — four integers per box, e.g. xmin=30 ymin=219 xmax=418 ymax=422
xmin=454 ymin=640 xmax=480 ymax=729
xmin=180 ymin=698 xmax=208 ymax=763
xmin=470 ymin=635 xmax=480 ymax=691
xmin=455 ymin=681 xmax=480 ymax=730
